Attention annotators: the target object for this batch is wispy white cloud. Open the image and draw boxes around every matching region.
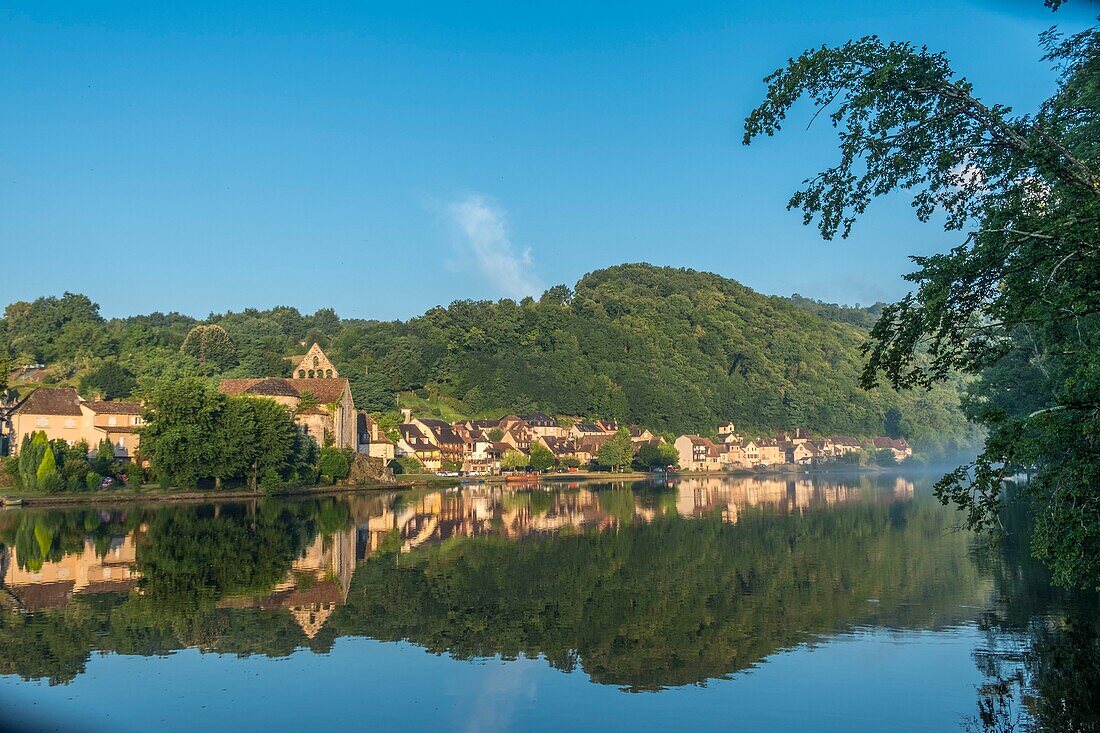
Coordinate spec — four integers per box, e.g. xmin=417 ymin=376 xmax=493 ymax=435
xmin=447 ymin=194 xmax=543 ymax=300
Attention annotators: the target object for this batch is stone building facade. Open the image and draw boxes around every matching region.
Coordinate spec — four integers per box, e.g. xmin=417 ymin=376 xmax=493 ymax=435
xmin=219 ymin=345 xmax=356 ymax=449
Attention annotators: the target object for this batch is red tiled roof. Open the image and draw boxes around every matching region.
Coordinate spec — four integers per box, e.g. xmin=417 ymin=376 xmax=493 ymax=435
xmin=219 ymin=377 xmax=349 ymax=404
xmin=287 ymin=378 xmax=349 ymax=403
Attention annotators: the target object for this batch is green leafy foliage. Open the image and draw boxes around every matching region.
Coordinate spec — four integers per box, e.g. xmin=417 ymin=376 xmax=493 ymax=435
xmin=596 ymin=428 xmax=634 ymax=471
xmin=389 ymin=456 xmax=422 ymax=475
xmin=500 ymin=450 xmax=529 ymax=471
xmin=528 ymin=443 xmax=555 ymax=472
xmin=318 ymin=447 xmax=352 ymax=483
xmin=743 ymin=18 xmax=1100 ymax=587
xmin=140 ymin=378 xmax=315 ymax=489
xmin=179 ymin=325 xmax=238 ymax=371
xmin=35 ymin=444 xmax=60 ymax=492
xmin=80 ymin=360 xmax=137 ymax=400
xmin=635 ymin=441 xmax=679 ymax=470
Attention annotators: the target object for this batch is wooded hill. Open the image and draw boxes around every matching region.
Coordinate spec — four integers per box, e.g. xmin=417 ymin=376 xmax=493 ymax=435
xmin=1 ymin=264 xmax=976 ymax=456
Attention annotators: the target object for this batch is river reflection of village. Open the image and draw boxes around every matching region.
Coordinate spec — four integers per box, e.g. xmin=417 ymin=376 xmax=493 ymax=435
xmin=1 ymin=475 xmax=915 ymax=641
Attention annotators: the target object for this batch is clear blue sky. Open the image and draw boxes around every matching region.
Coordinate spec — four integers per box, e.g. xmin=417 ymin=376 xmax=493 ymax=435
xmin=1 ymin=1 xmax=1095 ymax=320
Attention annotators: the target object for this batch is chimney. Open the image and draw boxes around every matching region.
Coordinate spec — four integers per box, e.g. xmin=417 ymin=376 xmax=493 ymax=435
xmin=401 ymin=408 xmax=412 ymax=424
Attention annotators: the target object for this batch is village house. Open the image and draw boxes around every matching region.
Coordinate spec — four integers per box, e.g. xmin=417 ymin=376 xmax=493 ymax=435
xmin=487 ymin=441 xmax=515 ymax=465
xmin=754 ymin=438 xmax=785 ymax=465
xmin=724 ymin=440 xmax=750 ymax=467
xmin=517 ymin=411 xmax=566 ymax=439
xmin=7 ymin=387 xmax=144 ymax=459
xmin=411 ymin=418 xmax=466 ymax=467
xmin=357 ymin=413 xmax=395 ymax=461
xmin=787 ymin=441 xmax=816 ymax=465
xmin=723 ymin=438 xmax=758 ymax=468
xmin=218 ymin=345 xmax=356 ymax=449
xmin=573 ymin=434 xmax=612 ymax=466
xmin=674 ymin=435 xmax=726 ymax=472
xmin=537 ymin=435 xmax=580 ymax=463
xmin=396 ymin=423 xmax=443 ymax=471
xmin=828 ymin=435 xmax=864 ymax=457
xmin=872 ymin=437 xmax=913 ymax=462
xmin=461 ymin=435 xmax=500 ymax=474
xmin=498 ymin=425 xmax=532 ymax=452
xmin=568 ymin=422 xmax=608 ymax=440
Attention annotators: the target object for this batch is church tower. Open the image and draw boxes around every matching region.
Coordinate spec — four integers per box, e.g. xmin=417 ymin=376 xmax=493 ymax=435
xmin=294 ymin=343 xmax=338 ymax=379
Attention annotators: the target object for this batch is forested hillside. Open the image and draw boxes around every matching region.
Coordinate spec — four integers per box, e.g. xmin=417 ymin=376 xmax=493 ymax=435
xmin=0 ymin=264 xmax=976 ymax=455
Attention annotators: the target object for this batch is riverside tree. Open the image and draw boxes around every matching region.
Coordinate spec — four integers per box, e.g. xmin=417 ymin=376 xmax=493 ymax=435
xmin=597 ymin=428 xmax=634 ymax=472
xmin=500 ymin=450 xmax=529 ymax=472
xmin=635 ymin=442 xmax=679 ymax=471
xmin=528 ymin=443 xmax=556 ymax=472
xmin=744 ymin=10 xmax=1100 ymax=586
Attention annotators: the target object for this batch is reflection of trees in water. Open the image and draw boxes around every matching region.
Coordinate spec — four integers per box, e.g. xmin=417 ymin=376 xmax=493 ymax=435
xmin=0 ymin=498 xmax=351 ymax=684
xmin=331 ymin=500 xmax=985 ymax=690
xmin=0 ymin=509 xmax=143 ymax=573
xmin=964 ymin=490 xmax=1100 ymax=733
xmin=2 ymin=478 xmax=1096 ymax=711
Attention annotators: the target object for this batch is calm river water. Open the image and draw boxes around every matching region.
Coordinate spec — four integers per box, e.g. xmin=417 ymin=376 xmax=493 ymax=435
xmin=0 ymin=472 xmax=1096 ymax=732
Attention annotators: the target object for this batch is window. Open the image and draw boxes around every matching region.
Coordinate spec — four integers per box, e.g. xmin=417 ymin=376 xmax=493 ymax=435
xmin=132 ymin=416 xmax=143 ymax=425
xmin=64 ymin=418 xmax=76 ymax=429
xmin=298 ymin=370 xmax=306 ymax=378
xmin=325 ymin=369 xmax=332 ymax=378
xmin=35 ymin=417 xmax=48 ymax=428
xmin=107 ymin=416 xmax=117 ymax=427
xmin=313 ymin=356 xmax=319 ymax=368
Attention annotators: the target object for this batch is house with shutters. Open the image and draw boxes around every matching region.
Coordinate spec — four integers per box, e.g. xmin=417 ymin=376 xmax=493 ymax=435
xmin=411 ymin=418 xmax=467 ymax=467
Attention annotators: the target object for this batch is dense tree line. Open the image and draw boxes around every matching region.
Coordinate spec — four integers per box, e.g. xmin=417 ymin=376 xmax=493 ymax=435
xmin=0 ymin=265 xmax=977 ymax=457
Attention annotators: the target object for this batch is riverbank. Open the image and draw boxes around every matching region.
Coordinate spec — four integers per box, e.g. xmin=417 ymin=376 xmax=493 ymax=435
xmin=0 ymin=463 xmax=934 ymax=508
xmin=0 ymin=479 xmax=429 ymax=508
